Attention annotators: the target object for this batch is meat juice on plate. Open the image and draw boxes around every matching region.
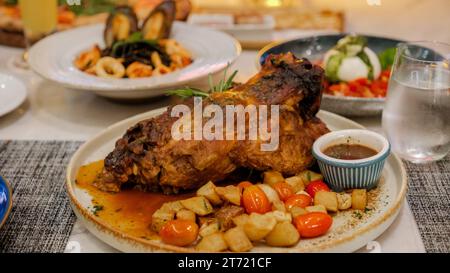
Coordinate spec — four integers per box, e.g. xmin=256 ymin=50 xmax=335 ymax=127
xmin=382 ymin=65 xmax=450 ymax=163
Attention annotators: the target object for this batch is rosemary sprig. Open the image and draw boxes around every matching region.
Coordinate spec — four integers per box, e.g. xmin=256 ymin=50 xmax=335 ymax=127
xmin=167 ymin=64 xmax=238 ymax=98
xmin=209 ymin=65 xmax=238 ymax=93
xmin=166 ymin=87 xmax=210 ymax=99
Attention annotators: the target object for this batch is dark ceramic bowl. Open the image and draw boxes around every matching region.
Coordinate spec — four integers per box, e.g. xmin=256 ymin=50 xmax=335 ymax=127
xmin=257 ymin=34 xmax=403 ymax=117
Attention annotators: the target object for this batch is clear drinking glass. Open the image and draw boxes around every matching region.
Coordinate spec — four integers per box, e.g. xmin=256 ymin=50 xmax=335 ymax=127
xmin=382 ymin=41 xmax=450 ymax=163
xmin=13 ymin=0 xmax=57 ymax=68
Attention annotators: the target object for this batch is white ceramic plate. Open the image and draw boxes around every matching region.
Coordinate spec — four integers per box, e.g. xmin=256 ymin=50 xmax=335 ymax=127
xmin=321 ymin=95 xmax=385 ymax=117
xmin=28 ymin=23 xmax=241 ymax=99
xmin=0 ymin=73 xmax=27 ymax=117
xmin=66 ymin=109 xmax=406 ymax=253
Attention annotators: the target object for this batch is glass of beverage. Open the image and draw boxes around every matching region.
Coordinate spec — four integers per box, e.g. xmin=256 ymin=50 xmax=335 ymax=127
xmin=15 ymin=0 xmax=57 ymax=67
xmin=382 ymin=41 xmax=450 ymax=163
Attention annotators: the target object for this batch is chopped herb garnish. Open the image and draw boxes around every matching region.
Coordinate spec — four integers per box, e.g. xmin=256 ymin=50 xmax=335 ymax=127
xmin=364 ymin=207 xmax=372 ymax=213
xmin=306 ymin=171 xmax=312 ymax=182
xmin=92 ymin=205 xmax=104 ymax=216
xmin=353 ymin=211 xmax=363 ymax=219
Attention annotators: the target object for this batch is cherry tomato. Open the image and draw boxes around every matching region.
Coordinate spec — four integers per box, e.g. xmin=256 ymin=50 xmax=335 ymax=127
xmin=305 ymin=180 xmax=330 ymax=198
xmin=242 ymin=185 xmax=271 ymax=214
xmin=272 ymin=182 xmax=295 ymax=201
xmin=348 ymin=80 xmax=362 ymax=93
xmin=294 ymin=212 xmax=333 ymax=238
xmin=380 ymin=69 xmax=391 ymax=78
xmin=159 ymin=219 xmax=199 ymax=247
xmin=284 ymin=194 xmax=312 ymax=210
xmin=237 ymin=181 xmax=253 ymax=192
xmin=355 ymin=78 xmax=369 ymax=85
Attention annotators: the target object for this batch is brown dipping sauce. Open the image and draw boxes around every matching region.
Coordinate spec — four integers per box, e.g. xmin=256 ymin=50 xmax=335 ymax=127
xmin=323 ymin=144 xmax=378 ymax=160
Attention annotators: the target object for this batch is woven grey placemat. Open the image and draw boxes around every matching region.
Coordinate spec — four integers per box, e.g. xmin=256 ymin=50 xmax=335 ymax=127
xmin=0 ymin=140 xmax=448 ymax=252
xmin=0 ymin=140 xmax=82 ymax=253
xmin=405 ymin=155 xmax=450 ymax=253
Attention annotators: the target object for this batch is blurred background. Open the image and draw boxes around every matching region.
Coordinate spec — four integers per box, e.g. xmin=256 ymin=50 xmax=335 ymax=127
xmin=0 ymin=0 xmax=448 ymax=49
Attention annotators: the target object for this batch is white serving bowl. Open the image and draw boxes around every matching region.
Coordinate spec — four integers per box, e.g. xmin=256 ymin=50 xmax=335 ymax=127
xmin=28 ymin=23 xmax=241 ymax=100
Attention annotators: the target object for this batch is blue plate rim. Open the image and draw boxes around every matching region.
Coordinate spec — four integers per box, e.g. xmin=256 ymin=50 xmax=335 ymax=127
xmin=0 ymin=175 xmax=12 ymax=229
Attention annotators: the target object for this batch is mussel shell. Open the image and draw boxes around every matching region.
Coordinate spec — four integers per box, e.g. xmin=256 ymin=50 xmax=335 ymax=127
xmin=174 ymin=0 xmax=192 ymax=21
xmin=104 ymin=6 xmax=139 ymax=48
xmin=141 ymin=0 xmax=176 ymax=40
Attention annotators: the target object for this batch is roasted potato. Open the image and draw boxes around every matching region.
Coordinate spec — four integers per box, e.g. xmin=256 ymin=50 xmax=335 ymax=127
xmin=199 ymin=220 xmax=220 ymax=237
xmin=180 ymin=196 xmax=214 ymax=216
xmin=267 ymin=211 xmax=292 ymax=222
xmin=176 ymin=209 xmax=196 ymax=222
xmin=257 ymin=184 xmax=281 ymax=204
xmin=272 ymin=200 xmax=287 ymax=212
xmin=296 ymin=190 xmax=311 ymax=196
xmin=232 ymin=214 xmax=250 ymax=227
xmin=160 ymin=201 xmax=184 ymax=213
xmin=285 ymin=176 xmax=305 ymax=193
xmin=352 ymin=189 xmax=367 ymax=210
xmin=290 ymin=206 xmax=307 ymax=218
xmin=198 ymin=216 xmax=216 ymax=228
xmin=151 ymin=201 xmax=184 ymax=232
xmin=263 ymin=171 xmax=284 ymax=187
xmin=196 ymin=232 xmax=228 ymax=252
xmin=305 ymin=205 xmax=327 ymax=214
xmin=314 ymin=191 xmax=338 ymax=212
xmin=215 ymin=185 xmax=241 ymax=206
xmin=224 ymin=227 xmax=253 ymax=252
xmin=337 ymin=192 xmax=352 ymax=210
xmin=214 ymin=205 xmax=244 ymax=231
xmin=265 ymin=221 xmax=300 ymax=247
xmin=297 ymin=170 xmax=323 ymax=186
xmin=151 ymin=208 xmax=175 ymax=232
xmin=243 ymin=213 xmax=277 ymax=241
xmin=197 ymin=181 xmax=222 ymax=205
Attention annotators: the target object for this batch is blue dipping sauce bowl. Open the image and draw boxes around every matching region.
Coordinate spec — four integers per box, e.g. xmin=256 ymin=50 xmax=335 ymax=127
xmin=312 ymin=129 xmax=390 ymax=191
xmin=0 ymin=175 xmax=12 ymax=229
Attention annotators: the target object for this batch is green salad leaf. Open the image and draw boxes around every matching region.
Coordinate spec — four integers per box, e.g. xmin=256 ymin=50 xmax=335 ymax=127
xmin=378 ymin=47 xmax=397 ymax=70
xmin=325 ymin=53 xmax=345 ymax=82
xmin=62 ymin=0 xmax=116 ymax=16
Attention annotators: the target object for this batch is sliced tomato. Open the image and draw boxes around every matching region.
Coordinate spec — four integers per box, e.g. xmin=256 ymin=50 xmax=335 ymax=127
xmin=305 ymin=180 xmax=330 ymax=198
xmin=272 ymin=182 xmax=295 ymax=201
xmin=284 ymin=194 xmax=312 ymax=210
xmin=237 ymin=181 xmax=253 ymax=193
xmin=294 ymin=212 xmax=333 ymax=238
xmin=159 ymin=219 xmax=199 ymax=247
xmin=242 ymin=185 xmax=271 ymax=214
